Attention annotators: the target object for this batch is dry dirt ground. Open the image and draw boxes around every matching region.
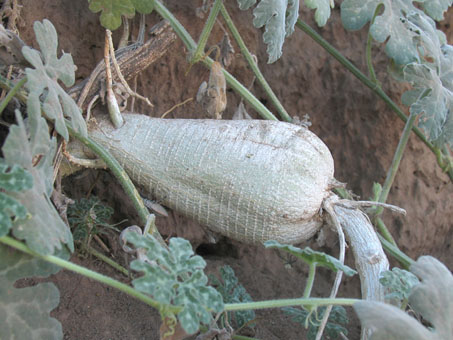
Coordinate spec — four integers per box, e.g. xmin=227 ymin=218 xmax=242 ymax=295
xmin=4 ymin=0 xmax=453 ymax=339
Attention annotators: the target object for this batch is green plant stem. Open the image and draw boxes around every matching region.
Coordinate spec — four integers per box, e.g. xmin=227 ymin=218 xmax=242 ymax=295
xmin=67 ymin=127 xmax=166 ymax=247
xmin=224 ymin=297 xmax=358 ymax=312
xmin=0 ymin=75 xmax=28 ymax=103
xmin=303 ymin=263 xmax=316 ymax=298
xmin=0 ymin=75 xmax=167 ymax=248
xmin=374 ymin=111 xmax=417 ymax=245
xmin=377 ymin=89 xmax=417 ymax=204
xmin=295 ymin=19 xmax=453 ymax=182
xmin=191 ymin=0 xmax=223 ymax=62
xmin=0 ymin=235 xmax=179 ymax=313
xmin=85 ymin=245 xmax=129 ymax=276
xmin=0 ymin=76 xmax=27 ymax=116
xmin=377 ymin=232 xmax=414 ymax=270
xmin=220 ymin=4 xmax=292 ymax=122
xmin=366 ymin=4 xmax=383 ymax=85
xmin=152 ymin=0 xmax=278 ymax=121
xmin=232 ymin=335 xmax=260 ymax=340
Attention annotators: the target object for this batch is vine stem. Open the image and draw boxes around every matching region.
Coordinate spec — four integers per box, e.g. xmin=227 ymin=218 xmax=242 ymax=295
xmin=67 ymin=126 xmax=166 ymax=247
xmin=303 ymin=262 xmax=316 ymax=298
xmin=85 ymin=245 xmax=129 ymax=276
xmin=0 ymin=235 xmax=179 ymax=313
xmin=295 ymin=19 xmax=453 ymax=182
xmin=377 ymin=231 xmax=414 ymax=269
xmin=0 ymin=235 xmax=360 ymax=314
xmin=366 ymin=4 xmax=383 ymax=85
xmin=220 ymin=4 xmax=292 ymax=122
xmin=224 ymin=297 xmax=358 ymax=312
xmin=0 ymin=76 xmax=26 ymax=115
xmin=375 ymin=111 xmax=418 ymax=245
xmin=152 ymin=0 xmax=278 ymax=121
xmin=191 ymin=0 xmax=223 ymax=63
xmin=0 ymin=75 xmax=166 ymax=248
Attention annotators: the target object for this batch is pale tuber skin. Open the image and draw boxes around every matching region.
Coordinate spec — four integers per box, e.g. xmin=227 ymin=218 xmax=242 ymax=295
xmin=90 ymin=113 xmax=335 ymax=244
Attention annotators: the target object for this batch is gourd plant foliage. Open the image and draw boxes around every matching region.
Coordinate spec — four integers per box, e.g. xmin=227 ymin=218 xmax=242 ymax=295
xmin=1 ymin=0 xmax=453 ymax=339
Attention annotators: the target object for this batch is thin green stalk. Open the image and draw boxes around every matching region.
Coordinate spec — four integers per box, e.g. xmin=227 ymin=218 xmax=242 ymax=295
xmin=67 ymin=126 xmax=166 ymax=247
xmin=153 ymin=0 xmax=278 ymax=121
xmin=232 ymin=336 xmax=260 ymax=340
xmin=377 ymin=232 xmax=414 ymax=269
xmin=0 ymin=235 xmax=179 ymax=313
xmin=303 ymin=263 xmax=316 ymax=298
xmin=375 ymin=111 xmax=417 ymax=245
xmin=0 ymin=76 xmax=27 ymax=115
xmin=366 ymin=4 xmax=383 ymax=85
xmin=0 ymin=75 xmax=166 ymax=247
xmin=224 ymin=297 xmax=358 ymax=312
xmin=295 ymin=19 xmax=453 ymax=182
xmin=0 ymin=75 xmax=27 ymax=103
xmin=220 ymin=4 xmax=292 ymax=122
xmin=191 ymin=0 xmax=223 ymax=62
xmin=86 ymin=245 xmax=129 ymax=276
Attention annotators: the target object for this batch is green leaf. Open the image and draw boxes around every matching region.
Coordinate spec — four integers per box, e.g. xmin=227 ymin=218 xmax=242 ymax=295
xmin=305 ymin=0 xmax=333 ymax=27
xmin=0 ymin=162 xmax=33 ymax=236
xmin=21 ymin=19 xmax=86 ymax=140
xmin=404 ymin=63 xmax=453 ymax=143
xmin=0 ymin=193 xmax=28 ymax=237
xmin=88 ymin=0 xmax=135 ymax=30
xmin=237 ymin=0 xmax=299 ymax=63
xmin=423 ymin=0 xmax=453 ymax=21
xmin=2 ymin=110 xmax=74 ymax=255
xmin=237 ymin=0 xmax=257 ymax=10
xmin=354 ymin=256 xmax=453 ymax=339
xmin=131 ymin=0 xmax=154 ymax=14
xmin=126 ymin=233 xmax=224 ymax=334
xmin=67 ymin=197 xmax=115 ymax=242
xmin=264 ymin=240 xmax=357 ymax=276
xmin=286 ymin=0 xmax=300 ymax=34
xmin=341 ymin=0 xmax=426 ymax=65
xmin=0 ymin=244 xmax=66 ymax=339
xmin=253 ymin=0 xmax=288 ymax=63
xmin=210 ymin=265 xmax=255 ymax=328
xmin=380 ymin=267 xmax=419 ymax=307
xmin=283 ymin=305 xmax=349 ymax=339
xmin=0 ymin=162 xmax=33 ymax=192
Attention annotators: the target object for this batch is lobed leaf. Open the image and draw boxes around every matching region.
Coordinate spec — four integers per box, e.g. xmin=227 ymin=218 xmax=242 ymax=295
xmin=284 ymin=305 xmax=349 ymax=339
xmin=0 ymin=162 xmax=33 ymax=236
xmin=21 ymin=19 xmax=86 ymax=140
xmin=305 ymin=0 xmax=333 ymax=27
xmin=131 ymin=0 xmax=154 ymax=14
xmin=2 ymin=109 xmax=74 ymax=255
xmin=264 ymin=240 xmax=357 ymax=276
xmin=423 ymin=0 xmax=453 ymax=21
xmin=340 ymin=0 xmax=452 ymax=65
xmin=354 ymin=256 xmax=453 ymax=339
xmin=379 ymin=267 xmax=419 ymax=307
xmin=126 ymin=233 xmax=224 ymax=335
xmin=237 ymin=0 xmax=300 ymax=63
xmin=210 ymin=265 xmax=255 ymax=328
xmin=0 ymin=244 xmax=67 ymax=340
xmin=88 ymin=0 xmax=135 ymax=30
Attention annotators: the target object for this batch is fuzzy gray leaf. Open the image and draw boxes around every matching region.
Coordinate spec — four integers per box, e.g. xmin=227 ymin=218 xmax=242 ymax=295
xmin=22 ymin=19 xmax=86 ymax=140
xmin=305 ymin=0 xmax=332 ymax=27
xmin=2 ymin=110 xmax=74 ymax=255
xmin=0 ymin=244 xmax=65 ymax=340
xmin=354 ymin=256 xmax=453 ymax=339
xmin=126 ymin=233 xmax=224 ymax=334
